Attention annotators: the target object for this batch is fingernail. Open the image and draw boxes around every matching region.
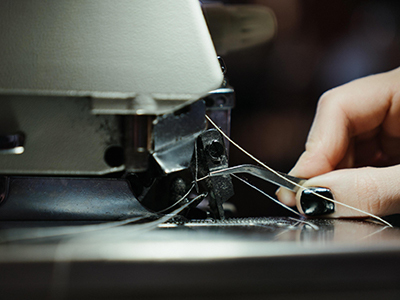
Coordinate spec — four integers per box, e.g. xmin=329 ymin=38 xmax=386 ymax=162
xmin=300 ymin=187 xmax=335 ymax=216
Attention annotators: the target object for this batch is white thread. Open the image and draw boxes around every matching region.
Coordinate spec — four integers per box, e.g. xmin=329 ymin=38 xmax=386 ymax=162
xmin=358 ymin=225 xmax=389 ymax=240
xmin=0 ymin=184 xmax=199 ymax=243
xmin=231 ymin=174 xmax=303 ymax=218
xmin=0 ymin=215 xmax=147 ymax=243
xmin=156 ymin=182 xmax=196 ymax=213
xmin=205 ymin=114 xmax=393 ymax=228
xmin=287 ymin=217 xmax=319 ymax=230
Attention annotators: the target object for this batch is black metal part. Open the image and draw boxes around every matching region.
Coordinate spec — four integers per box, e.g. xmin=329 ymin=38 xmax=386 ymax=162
xmin=204 ymin=86 xmax=235 ymax=154
xmin=152 ymin=100 xmax=207 ymax=174
xmin=217 ymin=56 xmax=227 ymax=74
xmin=206 ymin=140 xmax=225 ymax=162
xmin=0 ymin=132 xmax=25 ymax=154
xmin=0 ymin=177 xmax=153 ymax=220
xmin=209 ymin=164 xmax=307 ymax=192
xmin=192 ymin=129 xmax=234 ymax=219
xmin=126 ymin=100 xmax=207 ymax=215
xmin=131 ymin=167 xmax=193 ymax=214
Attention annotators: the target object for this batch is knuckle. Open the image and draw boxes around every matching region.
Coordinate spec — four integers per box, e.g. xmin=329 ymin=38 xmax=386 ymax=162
xmin=317 ymin=90 xmax=334 ymax=107
xmin=319 ymin=87 xmax=340 ymax=103
xmin=316 ymin=89 xmax=342 ymax=115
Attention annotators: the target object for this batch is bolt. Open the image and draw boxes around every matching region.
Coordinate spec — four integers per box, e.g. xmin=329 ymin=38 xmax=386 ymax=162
xmin=207 ymin=140 xmax=224 ymax=162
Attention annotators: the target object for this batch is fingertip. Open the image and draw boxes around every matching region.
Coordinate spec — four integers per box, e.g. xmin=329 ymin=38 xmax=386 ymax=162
xmin=276 ymin=187 xmax=297 ymax=206
xmin=293 ymin=168 xmax=384 ymax=218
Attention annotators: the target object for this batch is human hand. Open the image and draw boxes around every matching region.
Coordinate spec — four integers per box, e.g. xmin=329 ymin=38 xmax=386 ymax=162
xmin=276 ymin=67 xmax=400 ymax=217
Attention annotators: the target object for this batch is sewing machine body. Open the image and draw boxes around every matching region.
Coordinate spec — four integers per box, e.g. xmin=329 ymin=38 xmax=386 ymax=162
xmin=1 ymin=2 xmax=400 ymax=299
xmin=0 ymin=0 xmax=235 ymax=219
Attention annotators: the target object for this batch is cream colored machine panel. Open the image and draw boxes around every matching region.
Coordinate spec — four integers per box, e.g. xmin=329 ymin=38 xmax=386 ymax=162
xmin=0 ymin=0 xmax=223 ymax=101
xmin=0 ymin=0 xmax=224 ymax=174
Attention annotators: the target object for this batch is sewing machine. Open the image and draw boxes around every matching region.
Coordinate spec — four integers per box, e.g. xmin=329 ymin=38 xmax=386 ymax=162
xmin=1 ymin=1 xmax=400 ymax=299
xmin=0 ymin=0 xmax=280 ymax=221
xmin=0 ymin=0 xmax=240 ymax=220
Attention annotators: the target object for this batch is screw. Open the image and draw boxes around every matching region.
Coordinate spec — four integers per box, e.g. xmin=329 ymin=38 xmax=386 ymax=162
xmin=207 ymin=140 xmax=224 ymax=162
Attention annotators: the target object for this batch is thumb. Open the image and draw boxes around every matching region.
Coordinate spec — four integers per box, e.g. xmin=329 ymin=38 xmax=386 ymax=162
xmin=295 ymin=165 xmax=400 ymax=218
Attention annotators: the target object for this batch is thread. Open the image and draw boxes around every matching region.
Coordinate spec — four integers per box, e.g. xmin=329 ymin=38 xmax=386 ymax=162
xmin=205 ymin=114 xmax=392 ymax=227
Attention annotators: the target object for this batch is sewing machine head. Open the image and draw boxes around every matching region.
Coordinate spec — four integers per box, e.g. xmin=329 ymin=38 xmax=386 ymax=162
xmin=0 ymin=0 xmax=275 ymax=220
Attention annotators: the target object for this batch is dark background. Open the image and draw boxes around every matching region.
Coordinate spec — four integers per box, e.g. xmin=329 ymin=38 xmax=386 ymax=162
xmin=208 ymin=0 xmax=400 ymax=217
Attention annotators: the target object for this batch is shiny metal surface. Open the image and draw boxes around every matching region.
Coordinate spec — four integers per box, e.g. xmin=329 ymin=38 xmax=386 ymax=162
xmin=152 ymin=101 xmax=206 ymax=173
xmin=0 ymin=176 xmax=151 ymax=221
xmin=0 ymin=218 xmax=399 ymax=299
xmin=124 ymin=115 xmax=152 ymax=172
xmin=210 ymin=164 xmax=307 ymax=192
xmin=2 ymin=218 xmax=397 ymax=260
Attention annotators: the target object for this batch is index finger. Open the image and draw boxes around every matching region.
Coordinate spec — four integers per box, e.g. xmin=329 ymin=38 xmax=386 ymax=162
xmin=290 ymin=69 xmax=397 ymax=179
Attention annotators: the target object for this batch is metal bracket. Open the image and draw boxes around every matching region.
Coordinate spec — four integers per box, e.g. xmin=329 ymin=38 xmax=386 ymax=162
xmin=191 ymin=129 xmax=234 ymax=219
